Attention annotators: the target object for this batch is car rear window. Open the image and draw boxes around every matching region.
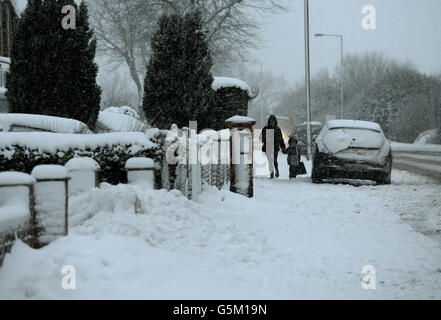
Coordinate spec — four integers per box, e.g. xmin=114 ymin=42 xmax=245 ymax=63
xmin=323 ymin=128 xmax=384 ymax=153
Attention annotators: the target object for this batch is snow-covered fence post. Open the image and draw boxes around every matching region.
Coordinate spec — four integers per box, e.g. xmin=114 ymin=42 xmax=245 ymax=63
xmin=161 ymin=125 xmax=178 ymax=191
xmin=125 ymin=157 xmax=157 ymax=189
xmin=0 ymin=172 xmax=37 ymax=264
xmin=65 ymin=157 xmax=100 ymax=196
xmin=199 ymin=134 xmax=212 ymax=186
xmin=219 ymin=130 xmax=231 ymax=189
xmin=226 ymin=116 xmax=256 ymax=198
xmin=31 ymin=165 xmax=70 ymax=246
xmin=182 ymin=127 xmax=191 ymax=199
xmin=188 ymin=122 xmax=201 ymax=201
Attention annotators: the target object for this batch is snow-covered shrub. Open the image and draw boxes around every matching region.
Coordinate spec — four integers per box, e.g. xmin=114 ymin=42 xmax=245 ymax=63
xmin=0 ymin=131 xmax=164 ymax=185
xmin=7 ymin=1 xmax=101 ymax=130
xmin=212 ymin=82 xmax=251 ymax=131
xmin=143 ymin=12 xmax=214 ymax=130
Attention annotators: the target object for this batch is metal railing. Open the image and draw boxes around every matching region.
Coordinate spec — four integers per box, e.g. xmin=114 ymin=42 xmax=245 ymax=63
xmin=392 ymin=143 xmax=441 ymax=181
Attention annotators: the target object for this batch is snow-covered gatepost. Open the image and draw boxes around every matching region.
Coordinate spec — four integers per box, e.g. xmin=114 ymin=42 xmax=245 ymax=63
xmin=226 ymin=116 xmax=256 ymax=198
xmin=125 ymin=157 xmax=157 ymax=189
xmin=31 ymin=165 xmax=70 ymax=246
xmin=65 ymin=157 xmax=100 ymax=196
xmin=0 ymin=172 xmax=37 ymax=263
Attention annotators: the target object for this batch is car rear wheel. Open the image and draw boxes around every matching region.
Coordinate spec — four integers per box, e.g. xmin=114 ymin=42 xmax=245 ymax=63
xmin=376 ymin=171 xmax=391 ymax=185
xmin=312 ymin=164 xmax=323 ymax=184
xmin=377 ymin=153 xmax=392 ymax=185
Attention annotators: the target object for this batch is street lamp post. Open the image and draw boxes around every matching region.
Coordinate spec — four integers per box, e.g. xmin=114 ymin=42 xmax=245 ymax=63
xmin=242 ymin=60 xmax=264 ymax=126
xmin=304 ymin=0 xmax=312 ymax=160
xmin=314 ymin=33 xmax=345 ymax=119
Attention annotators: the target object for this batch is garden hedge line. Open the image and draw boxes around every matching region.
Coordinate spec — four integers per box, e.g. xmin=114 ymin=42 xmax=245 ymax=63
xmin=0 ymin=133 xmax=165 ymax=185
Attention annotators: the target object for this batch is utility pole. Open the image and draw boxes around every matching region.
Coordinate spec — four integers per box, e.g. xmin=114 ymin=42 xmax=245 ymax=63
xmin=304 ymin=0 xmax=312 ymax=160
xmin=340 ymin=36 xmax=344 ymax=119
xmin=259 ymin=61 xmax=264 ymax=127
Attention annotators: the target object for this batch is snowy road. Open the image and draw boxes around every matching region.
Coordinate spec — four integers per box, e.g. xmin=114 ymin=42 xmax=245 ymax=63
xmin=1 ymin=153 xmax=441 ymax=299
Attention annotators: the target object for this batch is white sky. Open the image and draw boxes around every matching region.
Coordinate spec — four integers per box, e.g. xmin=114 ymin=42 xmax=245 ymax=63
xmin=251 ymin=0 xmax=441 ymax=85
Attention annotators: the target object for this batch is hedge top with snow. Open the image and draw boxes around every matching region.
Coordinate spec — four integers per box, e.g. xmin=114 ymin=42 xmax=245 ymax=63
xmin=212 ymin=77 xmax=253 ymax=97
xmin=0 ymin=131 xmax=157 ymax=154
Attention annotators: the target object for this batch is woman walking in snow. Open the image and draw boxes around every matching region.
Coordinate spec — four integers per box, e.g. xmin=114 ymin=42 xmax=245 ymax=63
xmin=260 ymin=115 xmax=286 ymax=179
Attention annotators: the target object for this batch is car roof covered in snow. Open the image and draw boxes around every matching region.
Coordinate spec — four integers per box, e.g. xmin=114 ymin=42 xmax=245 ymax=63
xmin=0 ymin=113 xmax=91 ymax=134
xmin=326 ymin=120 xmax=382 ymax=132
xmin=298 ymin=121 xmax=322 ymax=127
xmin=97 ymin=111 xmax=148 ymax=133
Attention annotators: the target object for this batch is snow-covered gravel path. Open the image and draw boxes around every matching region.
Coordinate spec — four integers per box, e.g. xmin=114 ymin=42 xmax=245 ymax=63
xmin=1 ymin=153 xmax=440 ymax=299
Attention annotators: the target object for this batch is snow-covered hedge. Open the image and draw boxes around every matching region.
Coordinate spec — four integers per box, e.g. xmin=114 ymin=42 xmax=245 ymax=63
xmin=0 ymin=130 xmax=164 ymax=185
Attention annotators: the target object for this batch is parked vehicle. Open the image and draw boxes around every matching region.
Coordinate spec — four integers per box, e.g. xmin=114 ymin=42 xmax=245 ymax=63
xmin=0 ymin=113 xmax=91 ymax=134
xmin=292 ymin=121 xmax=323 ymax=155
xmin=312 ymin=120 xmax=392 ymax=185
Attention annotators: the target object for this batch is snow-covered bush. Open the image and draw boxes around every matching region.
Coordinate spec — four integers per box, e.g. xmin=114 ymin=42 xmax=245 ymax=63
xmin=0 ymin=131 xmax=164 ymax=185
xmin=211 ymin=77 xmax=252 ymax=131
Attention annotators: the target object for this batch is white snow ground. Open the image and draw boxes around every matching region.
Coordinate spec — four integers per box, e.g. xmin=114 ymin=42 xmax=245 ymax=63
xmin=1 ymin=153 xmax=440 ymax=299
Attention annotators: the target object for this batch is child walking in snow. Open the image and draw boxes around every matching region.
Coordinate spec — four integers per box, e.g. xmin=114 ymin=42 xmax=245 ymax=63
xmin=282 ymin=137 xmax=303 ymax=179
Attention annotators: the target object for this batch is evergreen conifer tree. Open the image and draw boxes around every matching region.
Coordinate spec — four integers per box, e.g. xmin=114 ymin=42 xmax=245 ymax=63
xmin=7 ymin=0 xmax=101 ymax=130
xmin=143 ymin=10 xmax=214 ymax=130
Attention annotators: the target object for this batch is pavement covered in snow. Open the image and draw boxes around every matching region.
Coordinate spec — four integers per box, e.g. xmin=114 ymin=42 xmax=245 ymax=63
xmin=1 ymin=153 xmax=441 ymax=299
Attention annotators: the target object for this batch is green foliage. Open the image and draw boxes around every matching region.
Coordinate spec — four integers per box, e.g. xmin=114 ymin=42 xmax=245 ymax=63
xmin=212 ymin=87 xmax=249 ymax=130
xmin=142 ymin=10 xmax=214 ymax=130
xmin=0 ymin=142 xmax=163 ymax=185
xmin=6 ymin=0 xmax=101 ymax=130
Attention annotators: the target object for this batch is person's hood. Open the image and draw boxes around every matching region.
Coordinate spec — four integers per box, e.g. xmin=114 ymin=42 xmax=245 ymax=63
xmin=268 ymin=115 xmax=278 ymax=127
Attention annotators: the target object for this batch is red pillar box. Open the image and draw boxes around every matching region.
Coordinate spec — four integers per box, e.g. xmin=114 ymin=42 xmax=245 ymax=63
xmin=225 ymin=116 xmax=256 ymax=198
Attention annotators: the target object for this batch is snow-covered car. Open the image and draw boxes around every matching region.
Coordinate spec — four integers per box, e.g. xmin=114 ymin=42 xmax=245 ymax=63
xmin=312 ymin=120 xmax=392 ymax=185
xmin=0 ymin=113 xmax=92 ymax=134
xmin=293 ymin=121 xmax=323 ymax=155
xmin=96 ymin=107 xmax=148 ymax=133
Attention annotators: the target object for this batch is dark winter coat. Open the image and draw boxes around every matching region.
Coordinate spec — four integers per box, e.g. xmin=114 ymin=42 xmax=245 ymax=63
xmin=261 ymin=115 xmax=286 ymax=153
xmin=282 ymin=146 xmax=301 ymax=166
